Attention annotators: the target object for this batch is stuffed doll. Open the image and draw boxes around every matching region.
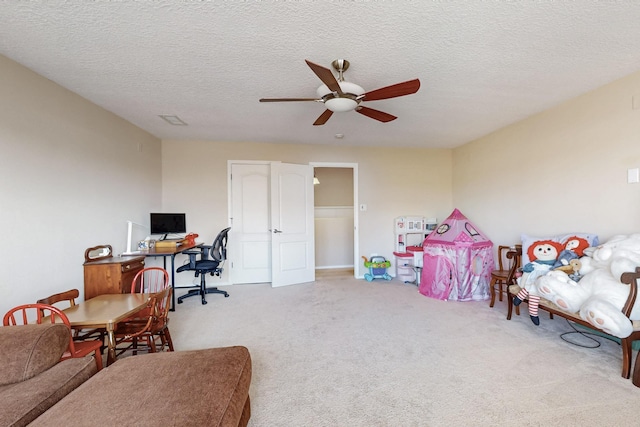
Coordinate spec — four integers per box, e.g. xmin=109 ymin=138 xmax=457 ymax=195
xmin=567 ymin=258 xmax=582 ymax=281
xmin=514 ymin=240 xmax=563 ymax=325
xmin=553 ymin=236 xmax=590 ymax=273
xmin=536 ymin=234 xmax=640 ymax=338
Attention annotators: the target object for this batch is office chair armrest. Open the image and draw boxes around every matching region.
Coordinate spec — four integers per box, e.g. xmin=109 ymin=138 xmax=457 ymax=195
xmin=181 ymin=249 xmax=203 ymax=256
xmin=181 ymin=249 xmax=205 ymax=269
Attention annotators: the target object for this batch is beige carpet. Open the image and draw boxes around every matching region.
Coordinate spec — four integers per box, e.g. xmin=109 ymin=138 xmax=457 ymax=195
xmin=170 ymin=274 xmax=640 ymax=426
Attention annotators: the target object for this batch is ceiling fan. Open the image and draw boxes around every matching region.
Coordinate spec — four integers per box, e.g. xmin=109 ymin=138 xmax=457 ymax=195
xmin=259 ymin=59 xmax=420 ymax=126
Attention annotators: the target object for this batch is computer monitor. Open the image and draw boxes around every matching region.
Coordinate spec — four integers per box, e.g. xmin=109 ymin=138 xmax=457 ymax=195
xmin=150 ymin=213 xmax=186 ymax=239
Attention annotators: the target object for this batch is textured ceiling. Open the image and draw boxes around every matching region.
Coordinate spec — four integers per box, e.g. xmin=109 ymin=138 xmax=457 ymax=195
xmin=2 ymin=1 xmax=640 ymax=148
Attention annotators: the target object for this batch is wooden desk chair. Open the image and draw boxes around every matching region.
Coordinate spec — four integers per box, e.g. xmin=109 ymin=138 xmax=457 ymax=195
xmin=489 ymin=245 xmax=522 ymax=308
xmin=114 ymin=287 xmax=174 ymax=358
xmin=3 ymin=303 xmax=103 ymax=371
xmin=37 ymin=289 xmax=105 ymax=344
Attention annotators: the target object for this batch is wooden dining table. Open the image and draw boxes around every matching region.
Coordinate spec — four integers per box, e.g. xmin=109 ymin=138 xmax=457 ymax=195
xmin=62 ymin=293 xmax=151 ymax=366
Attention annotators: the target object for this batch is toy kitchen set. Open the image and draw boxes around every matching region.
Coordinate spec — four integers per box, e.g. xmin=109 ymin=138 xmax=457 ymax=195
xmin=393 ymin=216 xmax=437 ymax=284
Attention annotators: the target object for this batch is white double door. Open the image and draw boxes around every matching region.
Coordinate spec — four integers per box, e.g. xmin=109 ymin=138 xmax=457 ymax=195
xmin=230 ymin=162 xmax=315 ymax=287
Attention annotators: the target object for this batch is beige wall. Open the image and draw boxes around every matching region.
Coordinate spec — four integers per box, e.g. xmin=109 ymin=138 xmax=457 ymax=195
xmin=314 ymin=167 xmax=353 ymax=207
xmin=453 ymin=70 xmax=640 ymax=248
xmin=0 ymin=55 xmax=162 ymax=315
xmin=161 ymin=140 xmax=453 ymax=277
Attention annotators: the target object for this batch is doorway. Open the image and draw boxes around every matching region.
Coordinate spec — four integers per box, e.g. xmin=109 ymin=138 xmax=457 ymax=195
xmin=311 ymin=162 xmax=358 ymax=279
xmin=228 ymin=161 xmax=359 ymax=285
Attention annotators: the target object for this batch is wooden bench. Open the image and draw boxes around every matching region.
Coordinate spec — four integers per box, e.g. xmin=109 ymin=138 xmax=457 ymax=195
xmin=506 ymin=267 xmax=640 ymax=386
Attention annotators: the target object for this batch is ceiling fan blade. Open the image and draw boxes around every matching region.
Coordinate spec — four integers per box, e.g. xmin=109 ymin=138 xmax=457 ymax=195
xmin=313 ymin=110 xmax=334 ymax=126
xmin=356 ymin=106 xmax=397 ymax=123
xmin=305 ymin=60 xmax=343 ymax=95
xmin=259 ymin=98 xmax=319 ymax=102
xmin=362 ymin=79 xmax=420 ymax=101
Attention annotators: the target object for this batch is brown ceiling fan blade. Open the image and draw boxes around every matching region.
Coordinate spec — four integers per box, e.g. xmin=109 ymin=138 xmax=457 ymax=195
xmin=259 ymin=98 xmax=319 ymax=102
xmin=313 ymin=110 xmax=334 ymax=126
xmin=362 ymin=79 xmax=420 ymax=101
xmin=305 ymin=60 xmax=343 ymax=95
xmin=356 ymin=106 xmax=397 ymax=123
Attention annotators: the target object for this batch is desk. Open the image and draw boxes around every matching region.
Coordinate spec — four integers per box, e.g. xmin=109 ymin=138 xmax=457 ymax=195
xmin=140 ymin=242 xmax=202 ymax=310
xmin=63 ymin=293 xmax=150 ymax=366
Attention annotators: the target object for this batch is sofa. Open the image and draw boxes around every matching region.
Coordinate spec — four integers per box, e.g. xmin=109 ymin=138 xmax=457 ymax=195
xmin=1 ymin=324 xmax=252 ymax=427
xmin=0 ymin=323 xmax=97 ymax=427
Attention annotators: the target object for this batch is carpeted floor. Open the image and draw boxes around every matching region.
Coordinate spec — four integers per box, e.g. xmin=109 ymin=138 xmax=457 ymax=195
xmin=170 ymin=273 xmax=640 ymax=426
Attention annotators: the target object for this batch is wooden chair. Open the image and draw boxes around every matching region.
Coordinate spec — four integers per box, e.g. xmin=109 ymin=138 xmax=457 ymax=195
xmin=128 ymin=267 xmax=169 ymax=318
xmin=130 ymin=266 xmax=170 ymax=294
xmin=146 ymin=286 xmax=174 ymax=353
xmin=3 ymin=303 xmax=103 ymax=371
xmin=489 ymin=245 xmax=522 ymax=308
xmin=125 ymin=266 xmax=172 ymax=351
xmin=37 ymin=289 xmax=105 ymax=344
xmin=114 ymin=287 xmax=174 ymax=358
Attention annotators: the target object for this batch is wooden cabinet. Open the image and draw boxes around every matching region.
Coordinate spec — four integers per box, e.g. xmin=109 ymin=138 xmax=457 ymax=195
xmin=83 ymin=245 xmax=145 ymax=300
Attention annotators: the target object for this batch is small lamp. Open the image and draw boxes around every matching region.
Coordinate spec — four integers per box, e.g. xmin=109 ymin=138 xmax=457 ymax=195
xmin=122 ymin=220 xmax=147 ymax=255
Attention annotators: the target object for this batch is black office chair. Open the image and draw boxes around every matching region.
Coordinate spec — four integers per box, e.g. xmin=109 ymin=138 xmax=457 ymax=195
xmin=176 ymin=227 xmax=231 ymax=305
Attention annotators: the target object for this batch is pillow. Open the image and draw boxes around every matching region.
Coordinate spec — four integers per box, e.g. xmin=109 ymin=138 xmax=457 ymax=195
xmin=520 ymin=233 xmax=599 ymax=267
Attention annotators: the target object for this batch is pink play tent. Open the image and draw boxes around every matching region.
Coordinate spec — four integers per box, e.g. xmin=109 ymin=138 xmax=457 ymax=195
xmin=419 ymin=209 xmax=494 ymax=301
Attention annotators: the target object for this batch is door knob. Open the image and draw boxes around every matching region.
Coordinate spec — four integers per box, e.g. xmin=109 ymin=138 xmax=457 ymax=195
xmin=273 ymin=229 xmax=283 ymax=233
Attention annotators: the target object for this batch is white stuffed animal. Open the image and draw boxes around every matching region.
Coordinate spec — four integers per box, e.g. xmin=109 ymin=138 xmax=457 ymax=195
xmin=535 ymin=234 xmax=640 ymax=338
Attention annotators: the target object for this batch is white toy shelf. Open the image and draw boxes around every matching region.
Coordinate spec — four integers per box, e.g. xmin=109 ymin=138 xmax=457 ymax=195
xmin=394 ymin=216 xmax=437 ymax=252
xmin=393 ymin=216 xmax=437 ymax=284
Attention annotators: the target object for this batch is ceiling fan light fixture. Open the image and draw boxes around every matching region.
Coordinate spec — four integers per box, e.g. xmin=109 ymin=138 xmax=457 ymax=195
xmin=317 ymin=81 xmax=365 ymax=112
xmin=325 ymin=97 xmax=358 ymax=112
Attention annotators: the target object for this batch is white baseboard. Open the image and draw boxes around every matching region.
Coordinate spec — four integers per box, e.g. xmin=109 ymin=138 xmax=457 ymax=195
xmin=316 ymin=265 xmax=354 ymax=270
